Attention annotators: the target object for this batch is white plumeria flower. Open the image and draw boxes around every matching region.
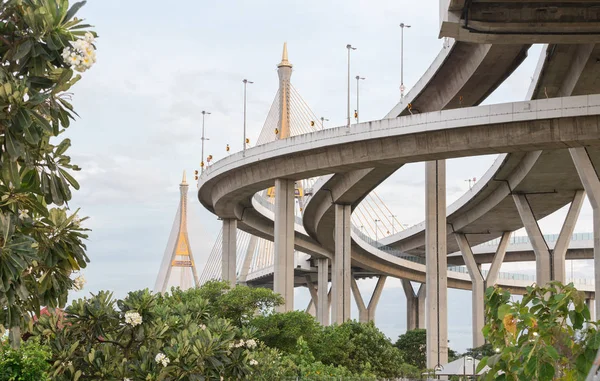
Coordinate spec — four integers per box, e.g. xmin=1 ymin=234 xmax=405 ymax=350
xmin=532 ymin=331 xmax=539 ymax=337
xmin=199 ymin=324 xmax=206 ymax=330
xmin=73 ymin=275 xmax=86 ymax=291
xmin=249 ymin=359 xmax=258 ymax=366
xmin=124 ymin=311 xmax=143 ymax=327
xmin=18 ymin=209 xmax=29 ymax=220
xmin=245 ymin=339 xmax=257 ymax=349
xmin=155 ymin=352 xmax=170 ymax=367
xmin=84 ymin=32 xmax=95 ymax=43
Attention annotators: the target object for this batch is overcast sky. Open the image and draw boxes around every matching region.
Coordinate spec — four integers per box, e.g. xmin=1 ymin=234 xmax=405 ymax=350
xmin=64 ymin=0 xmax=595 ymax=352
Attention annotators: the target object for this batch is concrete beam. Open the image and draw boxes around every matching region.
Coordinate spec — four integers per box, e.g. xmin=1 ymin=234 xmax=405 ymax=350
xmin=425 ymin=160 xmax=448 ymax=369
xmin=513 ymin=194 xmax=552 ymax=286
xmin=306 ymin=275 xmax=318 ymax=308
xmin=274 ymin=179 xmax=295 ymax=312
xmin=332 ymin=204 xmax=352 ymax=323
xmin=570 ymin=147 xmax=600 ymax=316
xmin=486 ymin=232 xmax=511 ymax=286
xmin=305 ymin=299 xmax=316 ymax=316
xmin=553 ymin=190 xmax=585 ymax=283
xmin=317 ymin=258 xmax=330 ymax=325
xmin=222 ymin=218 xmax=237 ymax=287
xmin=238 ymin=235 xmax=257 ymax=285
xmin=587 ymin=298 xmax=596 ymax=323
xmin=456 ymin=233 xmax=485 ymax=348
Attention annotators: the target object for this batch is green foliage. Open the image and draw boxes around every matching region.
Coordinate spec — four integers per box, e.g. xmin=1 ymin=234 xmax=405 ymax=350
xmin=314 ymin=320 xmax=405 ymax=379
xmin=0 ymin=0 xmax=97 ymax=335
xmin=31 ymin=287 xmax=260 ymax=380
xmin=0 ymin=337 xmax=51 ymax=380
xmin=478 ymin=282 xmax=600 ymax=381
xmin=395 ymin=328 xmax=427 ymax=369
xmin=464 ymin=343 xmax=495 ymax=359
xmin=251 ymin=311 xmax=321 ymax=354
xmin=187 ymin=280 xmax=284 ymax=326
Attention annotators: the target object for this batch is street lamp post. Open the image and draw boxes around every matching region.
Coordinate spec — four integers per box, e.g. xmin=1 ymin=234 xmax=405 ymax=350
xmin=320 ymin=116 xmax=329 ymax=129
xmin=399 ymin=23 xmax=411 ymax=99
xmin=243 ymin=79 xmax=254 ymax=154
xmin=355 ymin=75 xmax=365 ymax=123
xmin=346 ymin=44 xmax=356 ymax=128
xmin=201 ymin=110 xmax=211 ymax=173
xmin=374 ymin=219 xmax=380 ymax=245
xmin=390 ymin=214 xmax=397 ymax=234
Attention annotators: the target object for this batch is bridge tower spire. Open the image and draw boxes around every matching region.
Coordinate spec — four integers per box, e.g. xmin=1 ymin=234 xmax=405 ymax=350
xmin=154 ymin=171 xmax=200 ymax=293
xmin=277 ymin=42 xmax=293 ymax=140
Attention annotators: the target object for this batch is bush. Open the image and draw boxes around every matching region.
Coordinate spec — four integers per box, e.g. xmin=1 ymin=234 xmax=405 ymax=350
xmin=315 ymin=320 xmax=405 ymax=379
xmin=251 ymin=311 xmax=322 ymax=354
xmin=32 ymin=288 xmax=261 ymax=380
xmin=0 ymin=337 xmax=51 ymax=381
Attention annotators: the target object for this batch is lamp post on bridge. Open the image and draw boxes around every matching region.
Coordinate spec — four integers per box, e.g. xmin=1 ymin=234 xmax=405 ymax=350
xmin=201 ymin=110 xmax=211 ymax=173
xmin=390 ymin=214 xmax=397 ymax=234
xmin=399 ymin=22 xmax=411 ymax=99
xmin=355 ymin=75 xmax=365 ymax=123
xmin=320 ymin=116 xmax=329 ymax=129
xmin=374 ymin=219 xmax=380 ymax=246
xmin=346 ymin=44 xmax=356 ymax=128
xmin=243 ymin=79 xmax=254 ymax=155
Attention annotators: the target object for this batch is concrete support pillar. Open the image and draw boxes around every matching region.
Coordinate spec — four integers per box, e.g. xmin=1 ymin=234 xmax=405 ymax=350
xmin=425 ymin=160 xmax=448 ymax=369
xmin=351 ymin=275 xmax=387 ymax=323
xmin=238 ymin=235 xmax=258 ymax=285
xmin=305 ymin=275 xmax=318 ymax=316
xmin=222 ymin=218 xmax=237 ymax=287
xmin=368 ymin=276 xmax=387 ymax=324
xmin=332 ymin=204 xmax=352 ymax=324
xmin=456 ymin=234 xmax=485 ymax=348
xmin=553 ymin=190 xmax=585 ymax=283
xmin=570 ymin=147 xmax=600 ymax=316
xmin=486 ymin=232 xmax=511 ymax=286
xmin=350 ymin=277 xmax=368 ymax=323
xmin=513 ymin=194 xmax=552 ymax=286
xmin=402 ymin=279 xmax=418 ymax=330
xmin=274 ymin=179 xmax=295 ymax=312
xmin=317 ymin=258 xmax=330 ymax=325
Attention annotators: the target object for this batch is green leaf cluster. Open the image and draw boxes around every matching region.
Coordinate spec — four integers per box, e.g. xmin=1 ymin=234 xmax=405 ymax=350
xmin=0 ymin=336 xmax=51 ymax=380
xmin=31 ymin=286 xmax=263 ymax=380
xmin=478 ymin=282 xmax=600 ymax=380
xmin=0 ymin=0 xmax=96 ymax=336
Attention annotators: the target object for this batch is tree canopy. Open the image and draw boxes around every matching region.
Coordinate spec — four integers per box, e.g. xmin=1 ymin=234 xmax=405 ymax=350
xmin=0 ymin=0 xmax=97 ymax=338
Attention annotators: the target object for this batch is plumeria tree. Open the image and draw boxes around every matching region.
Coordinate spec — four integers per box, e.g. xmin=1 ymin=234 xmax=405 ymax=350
xmin=33 ymin=288 xmax=261 ymax=380
xmin=0 ymin=0 xmax=97 ymax=344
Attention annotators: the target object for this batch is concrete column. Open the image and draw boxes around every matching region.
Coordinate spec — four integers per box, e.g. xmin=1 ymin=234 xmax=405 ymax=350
xmin=317 ymin=257 xmax=330 ymax=325
xmin=350 ymin=277 xmax=368 ymax=323
xmin=425 ymin=160 xmax=448 ymax=369
xmin=486 ymin=232 xmax=511 ymax=286
xmin=274 ymin=179 xmax=295 ymax=312
xmin=417 ymin=283 xmax=426 ymax=329
xmin=305 ymin=275 xmax=318 ymax=311
xmin=553 ymin=190 xmax=585 ymax=283
xmin=367 ymin=276 xmax=387 ymax=323
xmin=332 ymin=204 xmax=352 ymax=324
xmin=456 ymin=233 xmax=485 ymax=348
xmin=570 ymin=147 xmax=600 ymax=316
xmin=402 ymin=279 xmax=418 ymax=330
xmin=351 ymin=275 xmax=387 ymax=323
xmin=513 ymin=194 xmax=551 ymax=286
xmin=238 ymin=235 xmax=258 ymax=285
xmin=305 ymin=299 xmax=316 ymax=316
xmin=222 ymin=218 xmax=237 ymax=287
